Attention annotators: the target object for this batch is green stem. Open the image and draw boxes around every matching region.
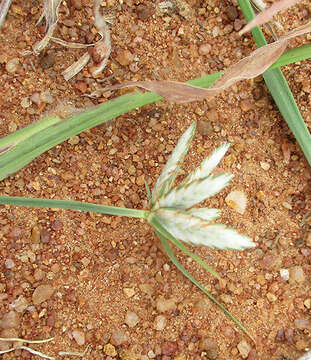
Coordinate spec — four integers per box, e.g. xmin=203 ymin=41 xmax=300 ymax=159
xmin=238 ymin=0 xmax=311 ymax=166
xmin=0 ymin=196 xmax=149 ymax=219
xmin=156 ymin=230 xmax=255 ymax=343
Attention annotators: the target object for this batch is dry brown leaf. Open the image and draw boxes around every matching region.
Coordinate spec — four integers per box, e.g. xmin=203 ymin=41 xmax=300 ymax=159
xmin=92 ymin=0 xmax=112 ymax=77
xmin=281 ymin=141 xmax=291 ymax=164
xmin=209 ymin=40 xmax=287 ymax=91
xmin=50 ymin=37 xmax=93 ymax=49
xmin=33 ymin=0 xmax=62 ymax=54
xmin=62 ymin=52 xmax=91 ymax=81
xmin=240 ymin=0 xmax=302 ymax=35
xmin=107 ymin=22 xmax=311 ymax=103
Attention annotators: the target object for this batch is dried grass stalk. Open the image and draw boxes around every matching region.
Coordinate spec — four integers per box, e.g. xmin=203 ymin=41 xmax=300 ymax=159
xmin=0 ymin=0 xmax=12 ymax=28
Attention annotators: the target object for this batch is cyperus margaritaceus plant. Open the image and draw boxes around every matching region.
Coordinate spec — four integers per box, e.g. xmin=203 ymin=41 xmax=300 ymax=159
xmin=0 ymin=122 xmax=255 ymax=337
xmin=147 ymin=122 xmax=254 ymax=251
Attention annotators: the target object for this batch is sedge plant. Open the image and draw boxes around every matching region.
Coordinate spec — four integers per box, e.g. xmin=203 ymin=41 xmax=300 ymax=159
xmin=0 ymin=122 xmax=255 ymax=338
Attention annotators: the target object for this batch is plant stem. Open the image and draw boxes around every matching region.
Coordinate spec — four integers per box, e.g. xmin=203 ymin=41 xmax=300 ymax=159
xmin=238 ymin=0 xmax=311 ymax=166
xmin=156 ymin=230 xmax=255 ymax=343
xmin=149 ymin=213 xmax=221 ymax=279
xmin=0 ymin=196 xmax=149 ymax=219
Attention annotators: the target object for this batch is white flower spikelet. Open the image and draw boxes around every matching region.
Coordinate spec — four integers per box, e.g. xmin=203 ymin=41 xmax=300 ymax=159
xmin=156 ymin=173 xmax=233 ymax=210
xmin=151 ymin=123 xmax=196 ymax=204
xmin=150 ymin=122 xmax=255 ymax=250
xmin=188 ymin=207 xmax=220 ymax=221
xmin=155 ymin=209 xmax=254 ymax=250
xmin=182 ymin=142 xmax=230 ymax=185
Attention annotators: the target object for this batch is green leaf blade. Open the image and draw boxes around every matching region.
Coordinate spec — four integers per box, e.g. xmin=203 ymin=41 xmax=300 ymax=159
xmin=155 ymin=229 xmax=254 ymax=341
xmin=0 ymin=196 xmax=148 ymax=219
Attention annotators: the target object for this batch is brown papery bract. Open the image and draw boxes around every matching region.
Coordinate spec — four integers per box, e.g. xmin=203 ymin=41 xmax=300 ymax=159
xmin=107 ymin=21 xmax=311 ymax=103
xmin=240 ymin=0 xmax=302 ymax=35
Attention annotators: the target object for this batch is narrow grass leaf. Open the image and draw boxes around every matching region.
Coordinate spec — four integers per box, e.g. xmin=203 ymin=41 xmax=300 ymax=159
xmin=240 ymin=0 xmax=302 ymax=35
xmin=155 ymin=229 xmax=254 ymax=341
xmin=238 ymin=0 xmax=311 ymax=166
xmin=0 ymin=44 xmax=309 ymax=181
xmin=0 ymin=196 xmax=148 ymax=219
xmin=156 ymin=173 xmax=233 ymax=209
xmin=144 ymin=180 xmax=151 ymax=202
xmin=154 ymin=209 xmax=255 ymax=250
xmin=182 ymin=143 xmax=230 ymax=185
xmin=151 ymin=123 xmax=196 ymax=204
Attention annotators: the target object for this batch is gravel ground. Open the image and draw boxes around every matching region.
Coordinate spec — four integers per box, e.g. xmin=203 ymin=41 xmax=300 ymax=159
xmin=0 ymin=0 xmax=311 ymax=359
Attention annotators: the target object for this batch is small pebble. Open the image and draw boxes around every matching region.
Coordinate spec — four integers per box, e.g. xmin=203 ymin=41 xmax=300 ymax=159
xmin=6 ymin=58 xmax=20 ymax=73
xmin=119 ymin=349 xmax=137 ymax=360
xmin=289 ymin=266 xmax=305 ymax=283
xmin=31 ymin=225 xmax=41 ymax=243
xmin=41 ymin=229 xmax=51 ymax=244
xmin=197 ymin=120 xmax=212 ymax=136
xmin=198 ymin=44 xmax=211 ymax=55
xmin=30 ymin=92 xmax=41 ymax=106
xmin=72 ymin=329 xmax=85 ymax=345
xmin=194 ymin=298 xmax=210 ymax=313
xmin=261 ymin=254 xmax=280 ymax=270
xmin=156 ymin=297 xmax=176 ymax=312
xmin=199 ymin=337 xmax=218 ymax=356
xmin=0 ymin=311 xmax=20 ymax=329
xmin=34 ymin=268 xmax=46 ymax=281
xmin=226 ymin=5 xmax=238 ymax=21
xmin=237 ymin=340 xmax=251 ymax=359
xmin=21 ymin=97 xmax=31 ymax=109
xmin=304 ymin=299 xmax=311 ymax=309
xmin=260 ymin=161 xmax=270 ymax=171
xmin=39 ymin=52 xmax=55 ymax=69
xmin=10 ymin=295 xmax=28 ymax=313
xmin=40 ymin=91 xmax=54 ymax=104
xmin=282 ymin=201 xmax=292 ymax=210
xmin=161 ymin=341 xmax=178 ymax=356
xmin=68 ymin=135 xmax=80 ymax=145
xmin=5 ymin=258 xmax=15 ymax=269
xmin=266 ymin=292 xmax=277 ymax=302
xmin=124 ymin=311 xmax=140 ymax=328
xmin=225 ymin=190 xmax=247 ymax=214
xmin=32 ymin=284 xmax=54 ymax=305
xmin=234 ymin=18 xmax=244 ymax=31
xmin=103 ymin=343 xmax=117 ymax=357
xmin=147 ymin=350 xmax=156 ymax=358
xmin=51 ymin=219 xmax=63 ymax=231
xmin=154 ymin=315 xmax=166 ymax=330
xmin=123 ymin=287 xmax=135 ymax=298
xmin=110 ymin=328 xmax=129 ymax=346
xmin=136 ymin=175 xmax=145 ymax=186
xmin=280 ymin=269 xmax=289 ymax=281
xmin=306 ymin=232 xmax=311 ymax=247
xmin=72 ymin=0 xmax=82 ymax=10
xmin=116 ymin=50 xmax=134 ymax=66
